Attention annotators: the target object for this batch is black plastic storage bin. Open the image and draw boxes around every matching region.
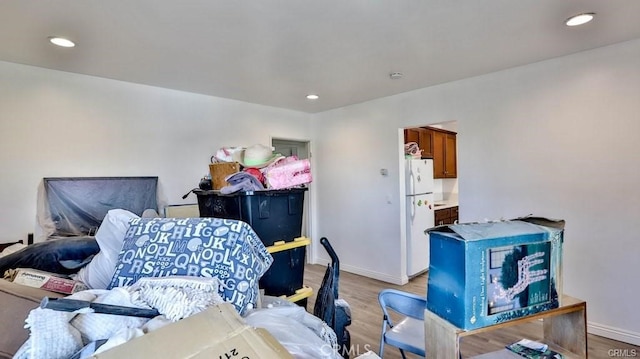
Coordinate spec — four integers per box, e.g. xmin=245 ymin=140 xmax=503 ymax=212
xmin=260 ymin=246 xmax=306 ymax=297
xmin=194 ymin=188 xmax=307 ymax=246
xmin=195 ymin=188 xmax=308 ymax=304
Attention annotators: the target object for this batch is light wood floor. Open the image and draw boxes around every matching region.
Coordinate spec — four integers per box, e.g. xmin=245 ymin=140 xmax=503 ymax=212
xmin=303 ymin=264 xmax=639 ymax=359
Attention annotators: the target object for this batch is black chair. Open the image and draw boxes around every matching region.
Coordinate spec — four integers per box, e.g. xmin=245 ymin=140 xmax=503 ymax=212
xmin=313 ymin=237 xmax=352 ymax=358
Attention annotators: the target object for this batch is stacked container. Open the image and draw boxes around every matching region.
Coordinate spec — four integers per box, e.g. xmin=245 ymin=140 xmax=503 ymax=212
xmin=194 ymin=188 xmax=310 ymax=306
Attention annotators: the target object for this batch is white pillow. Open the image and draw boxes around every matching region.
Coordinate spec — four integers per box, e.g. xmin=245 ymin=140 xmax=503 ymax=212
xmin=74 ymin=209 xmax=139 ymax=289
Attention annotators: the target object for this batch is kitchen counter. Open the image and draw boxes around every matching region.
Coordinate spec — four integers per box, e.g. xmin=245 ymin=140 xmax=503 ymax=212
xmin=433 ymin=199 xmax=458 ymax=210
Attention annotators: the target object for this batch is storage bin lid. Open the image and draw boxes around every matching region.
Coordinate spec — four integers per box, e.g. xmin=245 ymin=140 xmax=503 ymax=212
xmin=193 ymin=188 xmax=308 ymax=197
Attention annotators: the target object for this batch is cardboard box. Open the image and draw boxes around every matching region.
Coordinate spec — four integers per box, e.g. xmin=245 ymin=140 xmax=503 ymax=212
xmin=8 ymin=268 xmax=87 ymax=295
xmin=426 ymin=217 xmax=564 ymax=330
xmin=91 ymin=302 xmax=293 ymax=359
xmin=209 ymin=162 xmax=241 ymax=190
xmin=164 ymin=204 xmax=200 ymax=218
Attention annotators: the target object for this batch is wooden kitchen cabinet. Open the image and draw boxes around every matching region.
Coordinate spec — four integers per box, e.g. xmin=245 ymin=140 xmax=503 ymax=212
xmin=405 ymin=126 xmax=457 ymax=177
xmin=450 ymin=206 xmax=458 ymax=224
xmin=435 ymin=206 xmax=458 ymax=226
xmin=404 ymin=127 xmax=434 ymax=158
xmin=431 ymin=128 xmax=457 ymax=178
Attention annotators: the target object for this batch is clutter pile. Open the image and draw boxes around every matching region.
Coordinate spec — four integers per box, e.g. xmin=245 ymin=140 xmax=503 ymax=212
xmin=205 ymin=144 xmax=312 ymax=193
xmin=14 ymin=277 xmax=343 ymax=359
xmin=14 ymin=282 xmax=343 ymax=359
xmin=8 ymin=210 xmax=345 ymax=359
xmin=14 ymin=276 xmax=225 ymax=359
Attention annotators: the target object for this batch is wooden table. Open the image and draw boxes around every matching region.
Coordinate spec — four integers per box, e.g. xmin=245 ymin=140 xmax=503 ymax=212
xmin=425 ymin=295 xmax=587 ymax=358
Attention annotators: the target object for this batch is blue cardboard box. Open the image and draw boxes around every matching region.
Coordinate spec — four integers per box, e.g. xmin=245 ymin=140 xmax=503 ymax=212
xmin=426 ymin=217 xmax=564 ymax=330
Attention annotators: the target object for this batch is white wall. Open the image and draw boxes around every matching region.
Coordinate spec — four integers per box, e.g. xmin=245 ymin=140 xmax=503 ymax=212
xmin=311 ymin=96 xmax=407 ymax=284
xmin=312 ymin=39 xmax=640 ymax=344
xmin=0 ymin=61 xmax=311 ymax=243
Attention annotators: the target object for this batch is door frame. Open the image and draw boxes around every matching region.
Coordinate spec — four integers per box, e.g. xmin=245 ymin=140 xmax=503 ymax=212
xmin=270 ymin=136 xmax=315 ymax=264
xmin=400 ymin=121 xmax=458 ymax=282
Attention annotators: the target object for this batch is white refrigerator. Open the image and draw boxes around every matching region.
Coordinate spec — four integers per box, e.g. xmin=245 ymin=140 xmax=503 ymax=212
xmin=405 ymin=159 xmax=435 ymax=276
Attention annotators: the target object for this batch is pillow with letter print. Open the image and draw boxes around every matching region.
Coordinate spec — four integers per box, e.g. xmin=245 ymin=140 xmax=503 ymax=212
xmin=108 ymin=217 xmax=273 ymax=315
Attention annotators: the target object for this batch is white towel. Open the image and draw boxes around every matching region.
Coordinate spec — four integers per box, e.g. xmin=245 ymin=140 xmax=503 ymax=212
xmin=128 ymin=276 xmax=225 ymax=321
xmin=14 ymin=308 xmax=82 ymax=359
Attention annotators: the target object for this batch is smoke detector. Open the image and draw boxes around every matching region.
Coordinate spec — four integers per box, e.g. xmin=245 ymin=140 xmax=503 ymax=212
xmin=390 ymin=72 xmax=404 ymax=80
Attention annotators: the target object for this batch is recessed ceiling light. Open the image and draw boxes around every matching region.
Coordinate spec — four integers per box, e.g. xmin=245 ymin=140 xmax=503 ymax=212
xmin=565 ymin=13 xmax=595 ymax=27
xmin=306 ymin=94 xmax=319 ymax=100
xmin=48 ymin=37 xmax=76 ymax=48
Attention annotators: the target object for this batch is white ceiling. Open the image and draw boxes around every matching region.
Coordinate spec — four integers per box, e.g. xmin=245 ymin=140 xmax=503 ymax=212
xmin=2 ymin=1 xmax=640 ymax=113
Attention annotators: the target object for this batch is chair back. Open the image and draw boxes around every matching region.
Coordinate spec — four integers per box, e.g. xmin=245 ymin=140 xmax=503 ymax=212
xmin=378 ymin=289 xmax=426 ymax=325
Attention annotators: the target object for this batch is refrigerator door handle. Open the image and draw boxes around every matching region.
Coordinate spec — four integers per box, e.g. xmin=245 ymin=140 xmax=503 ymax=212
xmin=408 ymin=164 xmax=416 ymax=220
xmin=409 ymin=167 xmax=415 ymax=198
xmin=410 ymin=197 xmax=415 ymax=219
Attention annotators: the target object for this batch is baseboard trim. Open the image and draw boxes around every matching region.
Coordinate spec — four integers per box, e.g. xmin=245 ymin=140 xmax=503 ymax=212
xmin=340 ymin=265 xmax=409 ymax=285
xmin=341 ymin=263 xmax=408 ymax=285
xmin=312 ymin=258 xmax=407 ymax=285
xmin=588 ymin=321 xmax=640 ymax=346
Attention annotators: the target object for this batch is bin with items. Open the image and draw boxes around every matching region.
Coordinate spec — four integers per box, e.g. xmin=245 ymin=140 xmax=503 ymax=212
xmin=195 ymin=187 xmax=310 ymax=306
xmin=186 ymin=143 xmax=313 ymax=306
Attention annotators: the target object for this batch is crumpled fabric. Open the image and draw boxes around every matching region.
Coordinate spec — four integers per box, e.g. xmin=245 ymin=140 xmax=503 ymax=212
xmin=243 ymin=168 xmax=265 ymax=185
xmin=0 ymin=237 xmax=99 ymax=276
xmin=211 ymin=147 xmax=243 ymax=163
xmin=220 ymin=171 xmax=265 ymax=194
xmin=70 ymin=288 xmax=149 ymax=343
xmin=265 ymin=158 xmax=312 ymax=190
xmin=69 ymin=316 xmax=173 ymax=359
xmin=243 ymin=305 xmax=340 ymax=359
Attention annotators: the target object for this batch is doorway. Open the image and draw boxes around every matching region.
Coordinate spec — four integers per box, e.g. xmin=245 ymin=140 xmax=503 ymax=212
xmin=271 ymin=138 xmax=313 ymax=262
xmin=272 ymin=139 xmax=309 ymax=160
xmin=400 ymin=121 xmax=459 ymax=281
